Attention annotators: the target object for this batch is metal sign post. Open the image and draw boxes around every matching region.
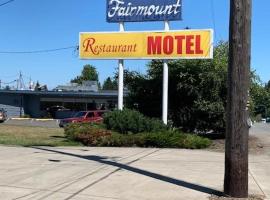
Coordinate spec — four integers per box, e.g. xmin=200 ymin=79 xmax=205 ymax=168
xmin=162 ymin=21 xmax=170 ymax=125
xmin=118 ymin=22 xmax=125 ymax=110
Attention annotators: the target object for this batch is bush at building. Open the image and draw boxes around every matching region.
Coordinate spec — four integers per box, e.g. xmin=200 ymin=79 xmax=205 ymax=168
xmin=64 ymin=111 xmax=212 ymax=149
xmin=64 ymin=123 xmax=112 ymax=146
xmin=103 ymin=109 xmax=168 ymax=134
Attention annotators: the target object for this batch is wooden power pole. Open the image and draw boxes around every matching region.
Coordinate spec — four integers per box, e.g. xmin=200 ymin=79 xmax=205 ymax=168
xmin=224 ymin=0 xmax=252 ymax=198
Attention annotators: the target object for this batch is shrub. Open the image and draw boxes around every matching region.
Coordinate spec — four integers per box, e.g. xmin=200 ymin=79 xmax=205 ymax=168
xmin=64 ymin=123 xmax=212 ymax=149
xmin=98 ymin=133 xmax=144 ymax=147
xmin=103 ymin=109 xmax=167 ymax=134
xmin=64 ymin=123 xmax=112 ymax=146
xmin=140 ymin=131 xmax=212 ymax=149
xmin=99 ymin=130 xmax=211 ymax=149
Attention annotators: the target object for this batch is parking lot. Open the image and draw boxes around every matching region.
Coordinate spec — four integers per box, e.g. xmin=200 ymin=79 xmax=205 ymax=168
xmin=3 ymin=118 xmax=60 ymax=128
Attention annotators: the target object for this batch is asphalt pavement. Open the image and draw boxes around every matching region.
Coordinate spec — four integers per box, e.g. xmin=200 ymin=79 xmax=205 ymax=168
xmin=250 ymin=123 xmax=270 ymax=155
xmin=3 ymin=118 xmax=60 ymax=128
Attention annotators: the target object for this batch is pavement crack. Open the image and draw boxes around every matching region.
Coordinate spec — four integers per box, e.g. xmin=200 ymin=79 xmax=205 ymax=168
xmin=249 ymin=169 xmax=266 ymax=197
xmin=32 ymin=148 xmax=152 ymax=200
xmin=63 ymin=149 xmax=160 ymax=200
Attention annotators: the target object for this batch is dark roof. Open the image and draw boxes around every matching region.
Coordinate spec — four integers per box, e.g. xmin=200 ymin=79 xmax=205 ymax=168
xmin=0 ymin=90 xmax=126 ymax=98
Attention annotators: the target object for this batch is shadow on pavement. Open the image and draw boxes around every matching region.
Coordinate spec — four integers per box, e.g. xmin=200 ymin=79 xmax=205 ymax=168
xmin=33 ymin=147 xmax=223 ymax=199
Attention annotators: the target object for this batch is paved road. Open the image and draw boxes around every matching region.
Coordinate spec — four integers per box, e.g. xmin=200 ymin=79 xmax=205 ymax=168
xmin=3 ymin=119 xmax=60 ymax=128
xmin=250 ymin=123 xmax=270 ymax=154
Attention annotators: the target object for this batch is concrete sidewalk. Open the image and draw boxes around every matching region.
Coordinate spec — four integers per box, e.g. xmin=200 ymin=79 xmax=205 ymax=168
xmin=0 ymin=146 xmax=269 ymax=200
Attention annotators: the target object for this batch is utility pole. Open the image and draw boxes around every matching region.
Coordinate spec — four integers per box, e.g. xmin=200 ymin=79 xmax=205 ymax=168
xmin=19 ymin=71 xmax=23 ymax=90
xmin=224 ymin=0 xmax=252 ymax=198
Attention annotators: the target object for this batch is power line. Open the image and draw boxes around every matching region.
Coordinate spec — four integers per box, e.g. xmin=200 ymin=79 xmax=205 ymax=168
xmin=1 ymin=80 xmax=17 ymax=85
xmin=0 ymin=45 xmax=78 ymax=54
xmin=0 ymin=0 xmax=16 ymax=7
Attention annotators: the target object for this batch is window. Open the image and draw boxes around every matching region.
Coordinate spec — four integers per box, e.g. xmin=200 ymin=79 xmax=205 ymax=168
xmin=86 ymin=112 xmax=94 ymax=118
xmin=73 ymin=112 xmax=87 ymax=118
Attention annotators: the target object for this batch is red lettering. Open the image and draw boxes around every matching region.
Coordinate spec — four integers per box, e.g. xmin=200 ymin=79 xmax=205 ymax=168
xmin=147 ymin=36 xmax=162 ymax=55
xmin=175 ymin=35 xmax=185 ymax=54
xmin=163 ymin=36 xmax=174 ymax=55
xmin=195 ymin=35 xmax=204 ymax=54
xmin=186 ymin=35 xmax=195 ymax=54
xmin=83 ymin=38 xmax=98 ymax=55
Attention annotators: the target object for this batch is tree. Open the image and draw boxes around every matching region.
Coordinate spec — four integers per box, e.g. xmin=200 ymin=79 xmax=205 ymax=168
xmin=102 ymin=77 xmax=118 ymax=90
xmin=266 ymin=80 xmax=270 ymax=92
xmin=125 ymin=42 xmax=229 ymax=133
xmin=34 ymin=81 xmax=40 ymax=91
xmin=250 ymin=74 xmax=270 ymax=118
xmin=34 ymin=81 xmax=48 ymax=91
xmin=71 ymin=65 xmax=99 ymax=84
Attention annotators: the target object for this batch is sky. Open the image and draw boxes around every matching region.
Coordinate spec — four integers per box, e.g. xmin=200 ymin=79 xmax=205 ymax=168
xmin=0 ymin=0 xmax=269 ymax=89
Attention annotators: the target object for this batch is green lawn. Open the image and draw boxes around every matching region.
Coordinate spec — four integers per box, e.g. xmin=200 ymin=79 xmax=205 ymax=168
xmin=0 ymin=124 xmax=81 ymax=147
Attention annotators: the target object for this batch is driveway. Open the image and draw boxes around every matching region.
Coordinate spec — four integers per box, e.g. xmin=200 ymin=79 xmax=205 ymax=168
xmin=0 ymin=145 xmax=269 ymax=200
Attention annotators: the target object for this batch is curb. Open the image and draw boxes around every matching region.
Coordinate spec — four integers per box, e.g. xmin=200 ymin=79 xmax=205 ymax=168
xmin=10 ymin=118 xmax=56 ymax=122
xmin=10 ymin=118 xmax=31 ymax=120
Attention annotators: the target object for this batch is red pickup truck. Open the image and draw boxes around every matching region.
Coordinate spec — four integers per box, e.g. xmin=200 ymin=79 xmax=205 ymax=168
xmin=59 ymin=110 xmax=107 ymax=127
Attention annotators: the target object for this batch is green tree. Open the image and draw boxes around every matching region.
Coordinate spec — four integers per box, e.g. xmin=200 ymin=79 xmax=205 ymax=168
xmin=250 ymin=74 xmax=270 ymax=118
xmin=34 ymin=81 xmax=40 ymax=91
xmin=125 ymin=42 xmax=269 ymax=132
xmin=265 ymin=80 xmax=270 ymax=92
xmin=71 ymin=65 xmax=99 ymax=84
xmin=125 ymin=42 xmax=229 ymax=133
xmin=102 ymin=77 xmax=118 ymax=90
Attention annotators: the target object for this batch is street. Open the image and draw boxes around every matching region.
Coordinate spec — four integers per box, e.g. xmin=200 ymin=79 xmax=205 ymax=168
xmin=3 ymin=119 xmax=59 ymax=128
xmin=250 ymin=123 xmax=270 ymax=155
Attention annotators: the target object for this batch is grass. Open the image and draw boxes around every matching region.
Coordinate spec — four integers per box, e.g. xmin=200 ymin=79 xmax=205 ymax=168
xmin=0 ymin=124 xmax=81 ymax=147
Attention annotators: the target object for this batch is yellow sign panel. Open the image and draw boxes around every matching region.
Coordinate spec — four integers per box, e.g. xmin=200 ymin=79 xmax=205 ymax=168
xmin=80 ymin=30 xmax=213 ymax=60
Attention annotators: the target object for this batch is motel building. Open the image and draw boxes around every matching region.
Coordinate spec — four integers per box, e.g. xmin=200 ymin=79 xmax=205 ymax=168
xmin=0 ymin=81 xmax=122 ymax=119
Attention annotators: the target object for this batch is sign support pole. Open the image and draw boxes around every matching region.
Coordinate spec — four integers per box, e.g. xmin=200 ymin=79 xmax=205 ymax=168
xmin=162 ymin=21 xmax=170 ymax=125
xmin=118 ymin=22 xmax=125 ymax=110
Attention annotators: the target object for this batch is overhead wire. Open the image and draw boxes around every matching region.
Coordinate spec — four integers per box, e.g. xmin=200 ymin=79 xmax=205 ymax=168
xmin=1 ymin=80 xmax=17 ymax=85
xmin=0 ymin=0 xmax=16 ymax=7
xmin=0 ymin=46 xmax=78 ymax=54
xmin=0 ymin=1 xmax=79 ymax=55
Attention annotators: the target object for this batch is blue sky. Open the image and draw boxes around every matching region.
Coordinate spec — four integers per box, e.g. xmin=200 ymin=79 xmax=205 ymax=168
xmin=0 ymin=0 xmax=269 ymax=89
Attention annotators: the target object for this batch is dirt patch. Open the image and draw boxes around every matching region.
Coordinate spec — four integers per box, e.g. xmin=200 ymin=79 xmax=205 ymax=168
xmin=209 ymin=194 xmax=265 ymax=200
xmin=208 ymin=136 xmax=265 ymax=154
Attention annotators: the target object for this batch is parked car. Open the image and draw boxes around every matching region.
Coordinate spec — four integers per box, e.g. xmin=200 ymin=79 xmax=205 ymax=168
xmin=0 ymin=108 xmax=7 ymax=123
xmin=46 ymin=106 xmax=70 ymax=118
xmin=266 ymin=117 xmax=270 ymax=123
xmin=59 ymin=110 xmax=108 ymax=127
